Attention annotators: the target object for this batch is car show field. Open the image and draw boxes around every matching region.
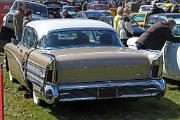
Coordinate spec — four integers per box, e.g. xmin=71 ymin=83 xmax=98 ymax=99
xmin=0 ymin=0 xmax=179 ymax=119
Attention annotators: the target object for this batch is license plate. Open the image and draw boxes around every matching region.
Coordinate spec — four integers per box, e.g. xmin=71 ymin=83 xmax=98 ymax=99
xmin=99 ymin=87 xmax=117 ymax=98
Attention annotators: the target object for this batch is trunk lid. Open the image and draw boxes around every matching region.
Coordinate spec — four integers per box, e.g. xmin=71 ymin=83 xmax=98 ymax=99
xmin=49 ymin=47 xmax=151 ymax=83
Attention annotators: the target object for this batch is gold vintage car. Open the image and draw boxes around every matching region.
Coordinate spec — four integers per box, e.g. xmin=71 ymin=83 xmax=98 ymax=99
xmin=4 ymin=19 xmax=165 ymax=105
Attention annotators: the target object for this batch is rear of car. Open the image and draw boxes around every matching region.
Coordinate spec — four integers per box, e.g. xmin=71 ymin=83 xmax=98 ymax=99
xmin=4 ymin=19 xmax=166 ymax=105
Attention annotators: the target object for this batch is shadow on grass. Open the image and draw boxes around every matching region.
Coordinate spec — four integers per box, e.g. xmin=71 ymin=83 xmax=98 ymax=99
xmin=169 ymin=86 xmax=180 ymax=91
xmin=48 ymin=97 xmax=180 ymax=120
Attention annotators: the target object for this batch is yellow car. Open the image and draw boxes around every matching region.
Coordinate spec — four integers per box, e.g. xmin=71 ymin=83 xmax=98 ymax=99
xmin=132 ymin=12 xmax=149 ymax=27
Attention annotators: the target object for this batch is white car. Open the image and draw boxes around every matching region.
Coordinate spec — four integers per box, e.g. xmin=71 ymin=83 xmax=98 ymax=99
xmin=139 ymin=5 xmax=153 ymax=12
xmin=127 ymin=18 xmax=180 ymax=84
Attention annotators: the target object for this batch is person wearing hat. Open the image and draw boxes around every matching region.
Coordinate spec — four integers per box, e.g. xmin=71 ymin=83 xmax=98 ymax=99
xmin=113 ymin=6 xmax=123 ymax=33
xmin=136 ymin=18 xmax=180 ymax=50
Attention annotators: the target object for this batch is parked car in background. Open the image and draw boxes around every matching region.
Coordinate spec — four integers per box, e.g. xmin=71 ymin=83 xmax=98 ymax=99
xmin=127 ymin=18 xmax=180 ymax=86
xmin=0 ymin=2 xmax=12 ymax=27
xmin=145 ymin=13 xmax=180 ymax=29
xmin=43 ymin=1 xmax=65 ymax=18
xmin=100 ymin=16 xmax=146 ymax=37
xmin=162 ymin=18 xmax=180 ymax=84
xmin=76 ymin=10 xmax=111 ymax=19
xmin=159 ymin=3 xmax=174 ymax=13
xmin=4 ymin=19 xmax=165 ymax=105
xmin=87 ymin=0 xmax=109 ymax=4
xmin=138 ymin=5 xmax=152 ymax=13
xmin=87 ymin=3 xmax=108 ymax=10
xmin=0 ymin=0 xmax=49 ymax=42
xmin=132 ymin=12 xmax=150 ymax=28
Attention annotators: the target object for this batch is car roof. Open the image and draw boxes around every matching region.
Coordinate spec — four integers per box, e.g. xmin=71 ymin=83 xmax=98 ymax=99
xmin=15 ymin=0 xmax=40 ymax=3
xmin=157 ymin=13 xmax=180 ymax=15
xmin=89 ymin=4 xmax=106 ymax=6
xmin=151 ymin=13 xmax=180 ymax=17
xmin=140 ymin=5 xmax=152 ymax=7
xmin=26 ymin=19 xmax=114 ymax=40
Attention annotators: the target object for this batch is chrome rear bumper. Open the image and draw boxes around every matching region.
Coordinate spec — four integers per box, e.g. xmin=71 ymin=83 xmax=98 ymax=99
xmin=42 ymin=79 xmax=165 ymax=104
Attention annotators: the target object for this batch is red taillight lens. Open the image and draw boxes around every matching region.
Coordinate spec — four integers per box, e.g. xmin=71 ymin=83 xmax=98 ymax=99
xmin=46 ymin=70 xmax=53 ymax=82
xmin=151 ymin=65 xmax=159 ymax=78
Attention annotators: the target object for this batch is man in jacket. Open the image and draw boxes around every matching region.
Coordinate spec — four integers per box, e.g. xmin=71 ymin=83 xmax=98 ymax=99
xmin=13 ymin=2 xmax=26 ymax=41
xmin=136 ymin=18 xmax=180 ymax=50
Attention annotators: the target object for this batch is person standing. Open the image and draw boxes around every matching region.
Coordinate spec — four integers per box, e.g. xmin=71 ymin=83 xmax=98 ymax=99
xmin=13 ymin=2 xmax=26 ymax=41
xmin=118 ymin=7 xmax=133 ymax=47
xmin=113 ymin=6 xmax=123 ymax=33
xmin=23 ymin=10 xmax=32 ymax=28
xmin=136 ymin=18 xmax=180 ymax=50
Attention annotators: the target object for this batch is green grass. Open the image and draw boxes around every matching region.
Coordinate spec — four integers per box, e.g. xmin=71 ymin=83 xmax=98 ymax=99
xmin=1 ymin=56 xmax=180 ymax=120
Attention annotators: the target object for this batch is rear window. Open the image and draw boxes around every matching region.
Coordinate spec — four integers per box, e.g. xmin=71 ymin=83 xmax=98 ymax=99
xmin=39 ymin=30 xmax=122 ymax=49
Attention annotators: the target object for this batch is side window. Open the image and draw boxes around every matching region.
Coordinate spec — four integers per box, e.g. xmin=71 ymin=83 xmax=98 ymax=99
xmin=158 ymin=15 xmax=166 ymax=22
xmin=147 ymin=16 xmax=158 ymax=25
xmin=134 ymin=14 xmax=145 ymax=22
xmin=11 ymin=2 xmax=18 ymax=11
xmin=22 ymin=28 xmax=37 ymax=48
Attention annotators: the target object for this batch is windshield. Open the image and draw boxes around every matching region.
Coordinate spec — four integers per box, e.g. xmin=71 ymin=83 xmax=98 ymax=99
xmin=40 ymin=30 xmax=122 ymax=49
xmin=26 ymin=3 xmax=48 ymax=17
xmin=44 ymin=2 xmax=67 ymax=8
xmin=172 ymin=24 xmax=180 ymax=37
xmin=133 ymin=14 xmax=145 ymax=22
xmin=94 ymin=5 xmax=107 ymax=10
xmin=167 ymin=14 xmax=180 ymax=19
xmin=44 ymin=2 xmax=60 ymax=8
xmin=140 ymin=6 xmax=152 ymax=11
xmin=85 ymin=12 xmax=96 ymax=17
xmin=64 ymin=7 xmax=75 ymax=11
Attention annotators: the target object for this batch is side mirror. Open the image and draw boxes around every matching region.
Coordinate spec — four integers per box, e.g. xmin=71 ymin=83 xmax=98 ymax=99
xmin=11 ymin=38 xmax=18 ymax=45
xmin=4 ymin=6 xmax=11 ymax=11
